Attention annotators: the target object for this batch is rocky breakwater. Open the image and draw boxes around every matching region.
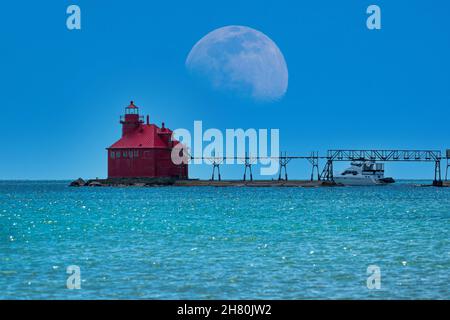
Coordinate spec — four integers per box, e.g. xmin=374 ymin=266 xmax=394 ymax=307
xmin=69 ymin=177 xmax=178 ymax=187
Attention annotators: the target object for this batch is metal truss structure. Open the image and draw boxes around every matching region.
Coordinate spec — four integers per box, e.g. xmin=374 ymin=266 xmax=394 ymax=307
xmin=189 ymin=149 xmax=447 ymax=185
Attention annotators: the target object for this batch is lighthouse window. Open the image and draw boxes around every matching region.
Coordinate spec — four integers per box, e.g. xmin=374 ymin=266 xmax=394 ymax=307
xmin=116 ymin=152 xmax=121 ymax=158
xmin=134 ymin=150 xmax=139 ymax=157
xmin=129 ymin=151 xmax=133 ymax=159
xmin=126 ymin=108 xmax=138 ymax=115
xmin=123 ymin=151 xmax=127 ymax=157
xmin=110 ymin=151 xmax=115 ymax=159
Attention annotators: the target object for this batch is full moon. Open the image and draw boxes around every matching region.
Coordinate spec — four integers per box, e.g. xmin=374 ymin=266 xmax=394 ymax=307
xmin=186 ymin=25 xmax=288 ymax=102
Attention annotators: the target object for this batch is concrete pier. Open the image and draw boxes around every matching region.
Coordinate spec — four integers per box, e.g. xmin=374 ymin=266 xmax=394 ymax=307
xmin=174 ymin=179 xmax=334 ymax=187
xmin=69 ymin=177 xmax=337 ymax=188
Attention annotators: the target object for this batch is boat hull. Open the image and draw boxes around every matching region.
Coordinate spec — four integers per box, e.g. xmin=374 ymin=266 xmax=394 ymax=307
xmin=334 ymin=176 xmax=395 ymax=186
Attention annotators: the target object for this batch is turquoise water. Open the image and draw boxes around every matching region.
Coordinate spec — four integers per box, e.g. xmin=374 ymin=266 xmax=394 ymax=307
xmin=0 ymin=181 xmax=449 ymax=299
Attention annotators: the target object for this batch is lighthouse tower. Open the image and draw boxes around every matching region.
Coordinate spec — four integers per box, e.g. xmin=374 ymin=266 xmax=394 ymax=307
xmin=120 ymin=101 xmax=143 ymax=136
xmin=107 ymin=101 xmax=188 ymax=179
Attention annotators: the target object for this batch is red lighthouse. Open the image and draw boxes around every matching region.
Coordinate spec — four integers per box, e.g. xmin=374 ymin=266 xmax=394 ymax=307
xmin=107 ymin=101 xmax=188 ymax=179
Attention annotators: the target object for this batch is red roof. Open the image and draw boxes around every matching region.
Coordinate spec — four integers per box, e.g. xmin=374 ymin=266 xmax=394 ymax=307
xmin=126 ymin=101 xmax=138 ymax=109
xmin=109 ymin=124 xmax=174 ymax=149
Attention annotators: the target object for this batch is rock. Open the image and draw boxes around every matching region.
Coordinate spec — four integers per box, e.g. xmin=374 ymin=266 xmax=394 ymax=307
xmin=69 ymin=178 xmax=86 ymax=187
xmin=87 ymin=181 xmax=103 ymax=187
xmin=132 ymin=183 xmax=146 ymax=187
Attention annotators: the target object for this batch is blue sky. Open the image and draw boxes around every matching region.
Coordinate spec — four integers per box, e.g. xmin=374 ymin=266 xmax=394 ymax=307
xmin=0 ymin=0 xmax=449 ymax=179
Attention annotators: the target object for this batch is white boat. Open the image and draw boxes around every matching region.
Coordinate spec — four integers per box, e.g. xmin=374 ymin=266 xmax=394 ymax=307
xmin=334 ymin=161 xmax=395 ymax=186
